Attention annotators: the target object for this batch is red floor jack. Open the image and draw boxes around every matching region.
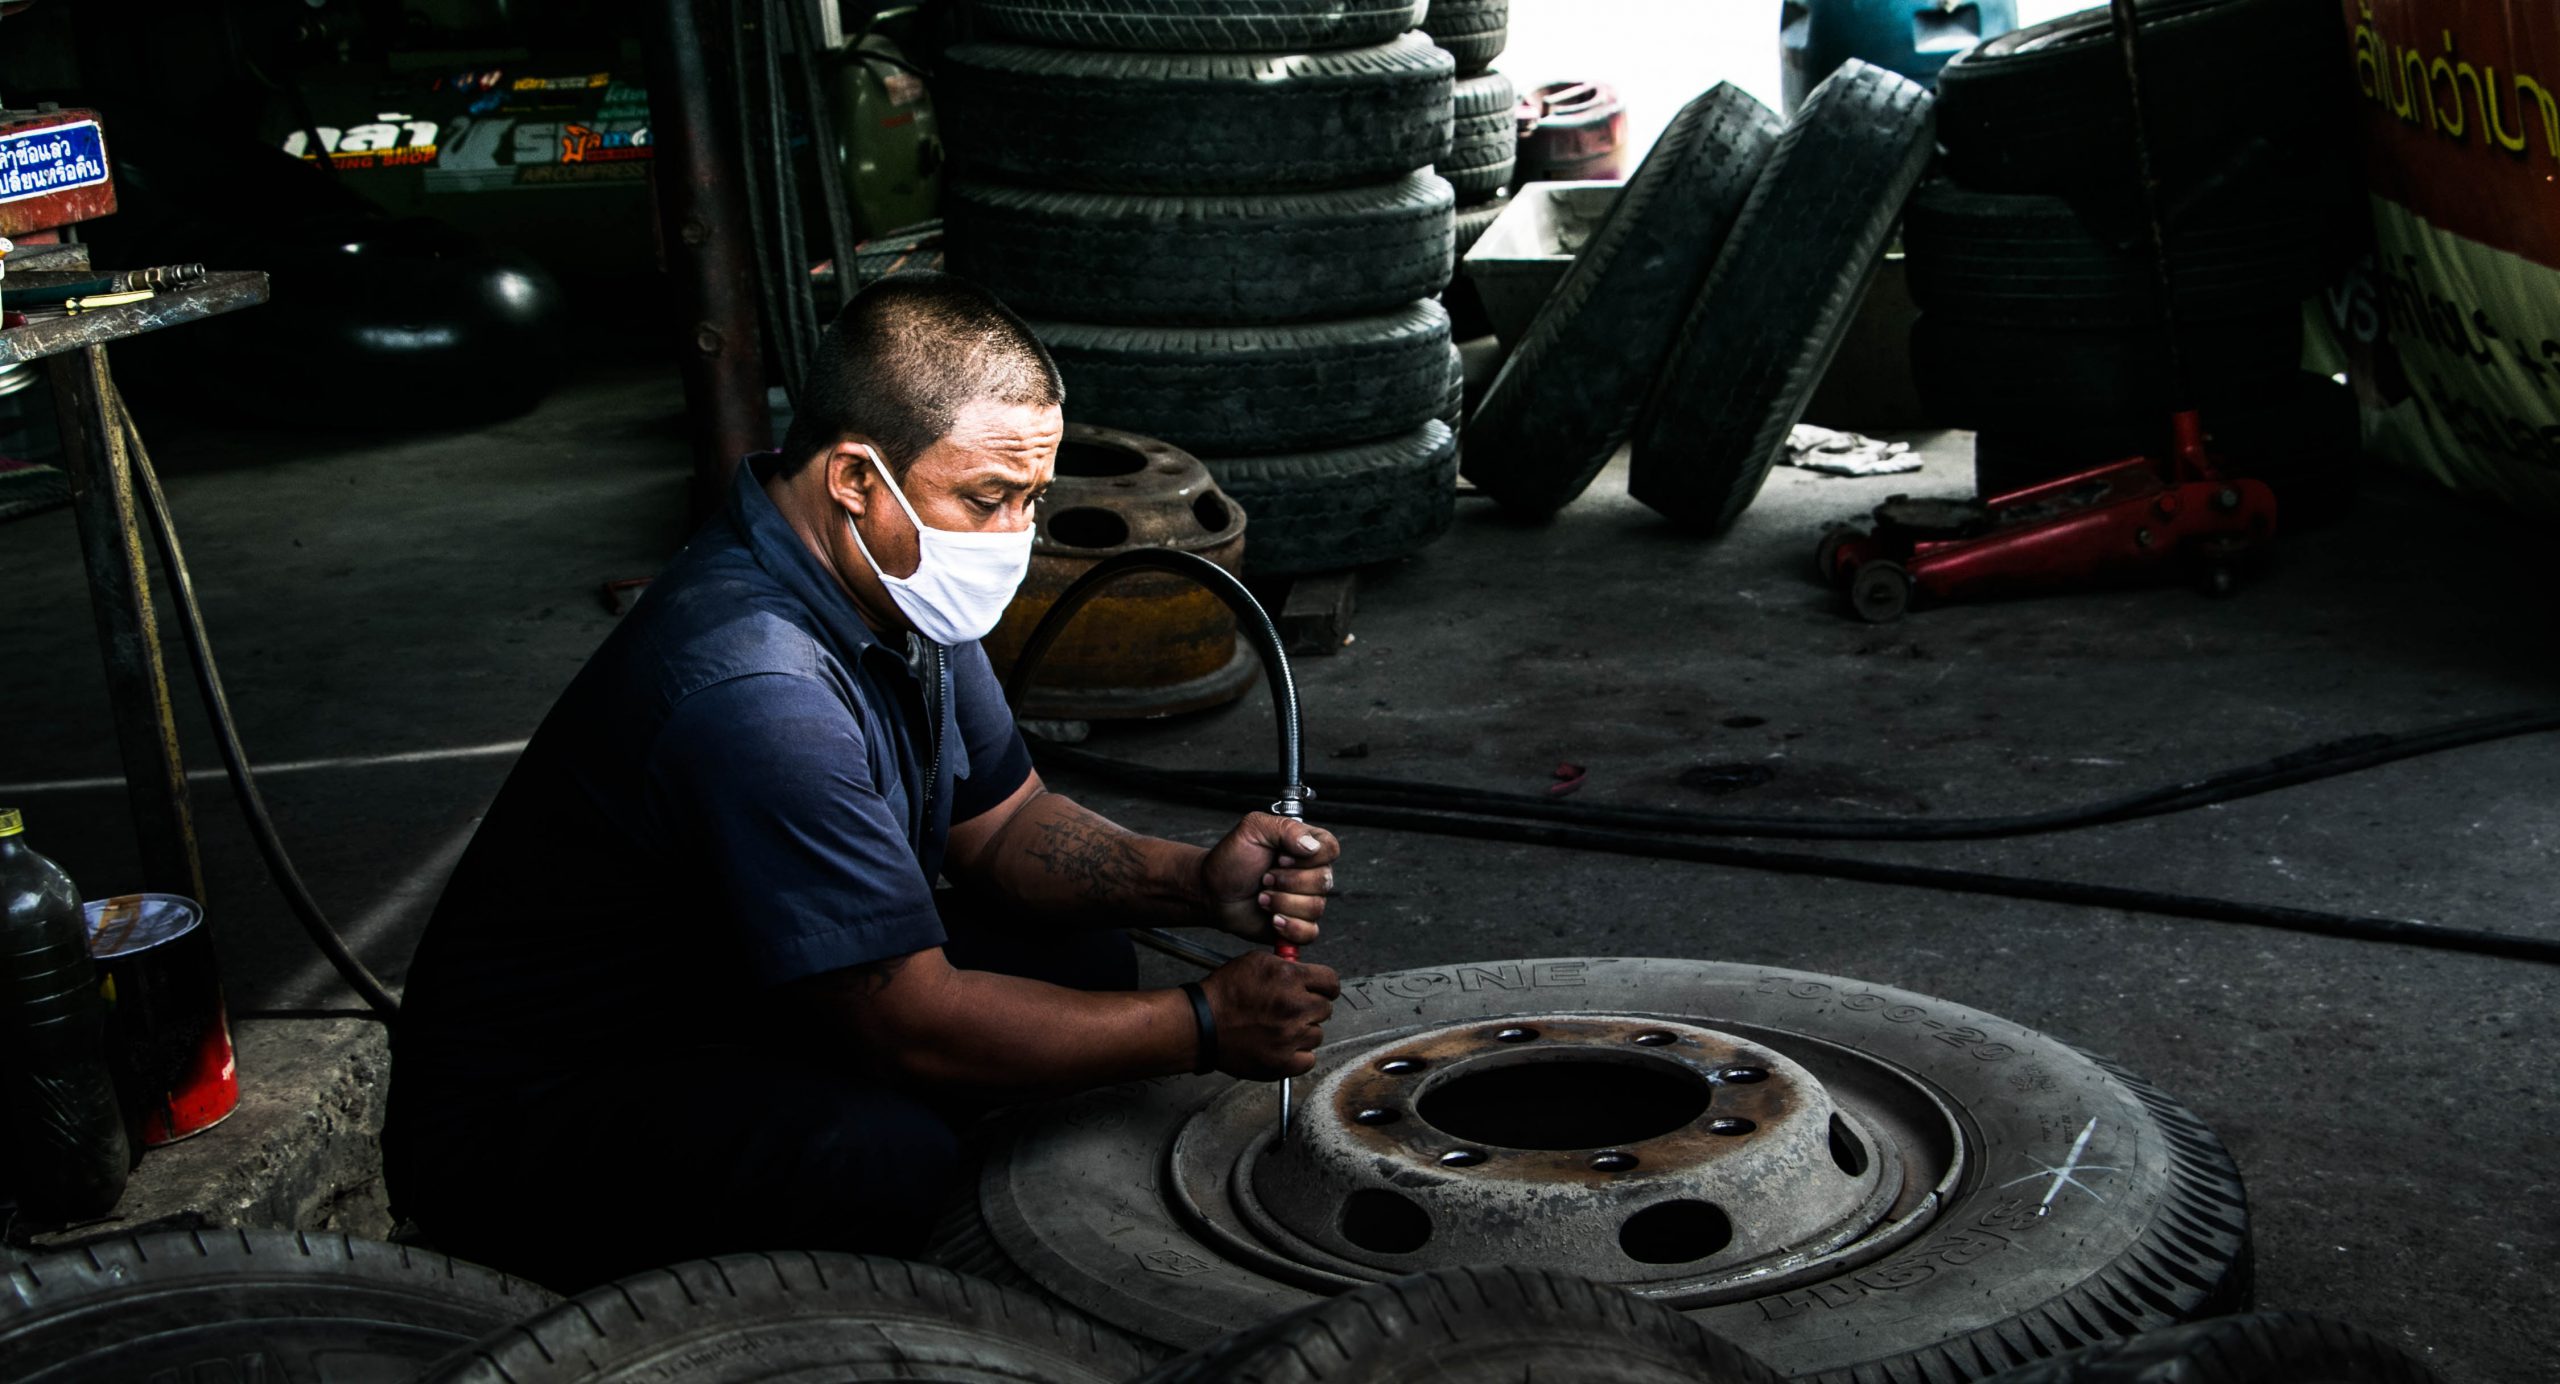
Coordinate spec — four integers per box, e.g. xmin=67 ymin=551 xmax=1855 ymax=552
xmin=1816 ymin=0 xmax=2280 ymax=623
xmin=1816 ymin=413 xmax=2278 ymax=622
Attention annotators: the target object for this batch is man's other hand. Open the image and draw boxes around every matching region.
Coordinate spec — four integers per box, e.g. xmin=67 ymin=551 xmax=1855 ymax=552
xmin=1202 ymin=949 xmax=1339 ymax=1079
xmin=1199 ymin=811 xmax=1342 ymax=947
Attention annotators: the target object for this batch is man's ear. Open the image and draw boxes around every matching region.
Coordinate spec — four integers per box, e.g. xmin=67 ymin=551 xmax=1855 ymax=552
xmin=825 ymin=439 xmax=879 ymax=516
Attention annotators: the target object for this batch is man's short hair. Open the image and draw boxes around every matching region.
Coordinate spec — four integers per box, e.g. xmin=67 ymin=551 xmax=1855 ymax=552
xmin=777 ymin=271 xmax=1064 ymax=478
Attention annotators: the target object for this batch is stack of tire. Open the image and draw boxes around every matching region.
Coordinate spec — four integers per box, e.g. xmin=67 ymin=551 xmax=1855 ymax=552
xmin=1904 ymin=0 xmax=2361 ymax=521
xmin=1427 ymin=0 xmax=1516 ymax=265
xmin=941 ymin=0 xmax=1463 ymax=579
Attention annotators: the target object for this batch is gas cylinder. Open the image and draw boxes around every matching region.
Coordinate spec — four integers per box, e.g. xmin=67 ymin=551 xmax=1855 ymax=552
xmin=828 ymin=8 xmax=944 ymax=238
xmin=0 ymin=808 xmax=130 ymax=1221
xmin=1781 ymin=0 xmax=2020 ymax=112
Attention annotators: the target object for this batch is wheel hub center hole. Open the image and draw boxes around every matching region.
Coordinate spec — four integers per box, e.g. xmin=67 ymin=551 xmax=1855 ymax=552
xmin=1415 ymin=1058 xmax=1713 ymax=1151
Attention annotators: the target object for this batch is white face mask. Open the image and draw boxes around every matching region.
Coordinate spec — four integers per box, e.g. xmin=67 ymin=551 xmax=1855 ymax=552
xmin=842 ymin=449 xmax=1035 ymax=646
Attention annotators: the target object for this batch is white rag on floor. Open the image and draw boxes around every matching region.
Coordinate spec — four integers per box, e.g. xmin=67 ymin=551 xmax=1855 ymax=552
xmin=1781 ymin=424 xmax=1921 ymax=476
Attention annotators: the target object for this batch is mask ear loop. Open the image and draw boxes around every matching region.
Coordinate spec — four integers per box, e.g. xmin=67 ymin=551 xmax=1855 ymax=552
xmin=844 ymin=443 xmax=929 ymax=583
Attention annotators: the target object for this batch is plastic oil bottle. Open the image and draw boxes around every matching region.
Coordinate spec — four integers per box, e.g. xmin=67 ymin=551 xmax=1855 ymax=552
xmin=0 ymin=808 xmax=129 ymax=1221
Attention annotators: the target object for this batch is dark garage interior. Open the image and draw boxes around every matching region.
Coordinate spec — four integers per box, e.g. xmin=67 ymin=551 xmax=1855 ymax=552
xmin=0 ymin=1 xmax=2550 ymax=1381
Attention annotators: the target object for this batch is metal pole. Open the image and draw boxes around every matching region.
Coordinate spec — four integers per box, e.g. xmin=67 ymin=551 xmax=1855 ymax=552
xmin=52 ymin=344 xmax=206 ymax=903
xmin=2108 ymin=0 xmax=2186 ymax=407
xmin=642 ymin=0 xmax=772 ymax=511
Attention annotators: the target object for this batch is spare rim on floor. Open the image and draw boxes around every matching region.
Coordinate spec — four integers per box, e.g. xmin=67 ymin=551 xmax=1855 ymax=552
xmin=952 ymin=958 xmax=2251 ymax=1384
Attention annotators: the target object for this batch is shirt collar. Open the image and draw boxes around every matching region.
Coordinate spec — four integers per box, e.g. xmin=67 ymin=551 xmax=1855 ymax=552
xmin=730 ymin=451 xmax=885 ymax=657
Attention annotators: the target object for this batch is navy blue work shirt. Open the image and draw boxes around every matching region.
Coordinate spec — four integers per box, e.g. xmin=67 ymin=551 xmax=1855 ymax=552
xmin=392 ymin=455 xmax=1033 ymax=1090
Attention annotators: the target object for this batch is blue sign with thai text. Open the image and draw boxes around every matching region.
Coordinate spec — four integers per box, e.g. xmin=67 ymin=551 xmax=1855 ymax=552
xmin=0 ymin=120 xmax=110 ymax=205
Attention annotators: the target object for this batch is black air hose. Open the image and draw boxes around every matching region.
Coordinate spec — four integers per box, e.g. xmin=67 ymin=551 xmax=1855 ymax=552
xmin=117 ymin=388 xmax=403 ymax=1017
xmin=1005 ymin=549 xmax=2560 ymax=969
xmin=1003 ymin=549 xmax=1305 ymax=972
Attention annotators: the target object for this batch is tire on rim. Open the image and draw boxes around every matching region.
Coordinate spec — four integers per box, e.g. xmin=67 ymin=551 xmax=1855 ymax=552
xmin=1135 ymin=1266 xmax=1785 ymax=1384
xmin=945 ymin=175 xmax=1455 ymax=326
xmin=1202 ymin=422 xmax=1457 ymax=577
xmin=1461 ymin=83 xmax=1779 ymax=518
xmin=1628 ymin=61 xmax=1935 ymax=534
xmin=936 ymin=957 xmax=2251 ymax=1384
xmin=940 ymin=37 xmax=1455 ymax=193
xmin=973 ymin=0 xmax=1424 ymax=53
xmin=1036 ymin=302 xmax=1455 ymax=456
xmin=418 ymin=1252 xmax=1161 ymax=1384
xmin=0 ymin=1229 xmax=553 ymax=1384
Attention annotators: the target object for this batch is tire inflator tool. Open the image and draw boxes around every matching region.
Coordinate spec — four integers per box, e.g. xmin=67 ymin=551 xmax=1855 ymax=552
xmin=1004 ymin=548 xmax=1315 ymax=1143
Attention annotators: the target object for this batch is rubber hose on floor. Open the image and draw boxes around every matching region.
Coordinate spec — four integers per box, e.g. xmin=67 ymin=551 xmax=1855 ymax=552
xmin=1034 ymin=708 xmax=2560 ymax=843
xmin=1002 ymin=549 xmax=2559 ymax=969
xmin=117 ymin=386 xmax=403 ymax=1018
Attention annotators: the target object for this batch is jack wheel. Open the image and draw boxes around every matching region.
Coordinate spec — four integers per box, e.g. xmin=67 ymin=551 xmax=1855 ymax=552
xmin=1812 ymin=528 xmax=1853 ymax=589
xmin=1850 ymin=561 xmax=1912 ymax=623
xmin=2187 ymin=537 xmax=2250 ymax=598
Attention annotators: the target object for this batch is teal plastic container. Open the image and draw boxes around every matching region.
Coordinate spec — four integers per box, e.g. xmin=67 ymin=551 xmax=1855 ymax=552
xmin=1781 ymin=0 xmax=2020 ymax=112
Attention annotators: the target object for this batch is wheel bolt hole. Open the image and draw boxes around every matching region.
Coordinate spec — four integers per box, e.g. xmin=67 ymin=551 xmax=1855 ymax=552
xmin=1379 ymin=1057 xmax=1427 ymax=1076
xmin=1340 ymin=1188 xmax=1432 ymax=1255
xmin=1707 ymin=1117 xmax=1755 ymax=1136
xmin=1631 ymin=1031 xmax=1677 ymax=1046
xmin=1494 ymin=1026 xmax=1539 ymax=1043
xmin=1354 ymin=1107 xmax=1400 ymax=1126
xmin=1619 ymin=1200 xmax=1733 ymax=1265
xmin=1717 ymin=1066 xmax=1768 ymax=1084
xmin=1439 ymin=1148 xmax=1484 ymax=1167
xmin=1590 ymin=1151 xmax=1639 ymax=1173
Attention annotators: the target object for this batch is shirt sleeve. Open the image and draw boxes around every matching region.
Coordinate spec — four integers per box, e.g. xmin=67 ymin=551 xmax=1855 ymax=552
xmin=645 ymin=672 xmax=946 ymax=987
xmin=948 ymin=640 xmax=1035 ymax=824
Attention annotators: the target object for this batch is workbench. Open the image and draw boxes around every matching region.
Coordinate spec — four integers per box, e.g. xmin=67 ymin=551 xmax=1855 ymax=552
xmin=2 ymin=241 xmax=269 ymax=904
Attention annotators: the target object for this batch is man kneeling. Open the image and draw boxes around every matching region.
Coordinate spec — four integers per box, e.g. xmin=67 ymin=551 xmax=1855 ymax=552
xmin=385 ymin=273 xmax=1340 ymax=1289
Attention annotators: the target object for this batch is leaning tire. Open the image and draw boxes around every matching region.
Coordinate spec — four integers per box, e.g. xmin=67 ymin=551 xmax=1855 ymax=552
xmin=1443 ymin=71 xmax=1516 ymax=202
xmin=0 ymin=1229 xmax=553 ymax=1384
xmin=1912 ymin=309 xmax=2303 ymax=431
xmin=1421 ymin=0 xmax=1508 ymax=75
xmin=1970 ymin=1311 xmax=2446 ymax=1384
xmin=948 ymin=958 xmax=2251 ymax=1382
xmin=418 ymin=1252 xmax=1159 ymax=1383
xmin=1036 ymin=301 xmax=1455 ymax=456
xmin=1462 ymin=83 xmax=1779 ymax=518
xmin=940 ymin=37 xmax=1454 ymax=193
xmin=973 ymin=0 xmax=1424 ymax=53
xmin=1934 ymin=0 xmax=2345 ymax=194
xmin=1629 ymin=61 xmax=1934 ymax=533
xmin=946 ymin=175 xmax=1455 ymax=326
xmin=1203 ymin=422 xmax=1457 ymax=577
xmin=1135 ymin=1266 xmax=1784 ymax=1384
xmin=1903 ymin=175 xmax=2327 ymax=328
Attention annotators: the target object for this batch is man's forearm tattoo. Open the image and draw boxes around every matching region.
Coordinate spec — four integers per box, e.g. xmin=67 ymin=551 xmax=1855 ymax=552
xmin=1025 ymin=814 xmax=1147 ymax=903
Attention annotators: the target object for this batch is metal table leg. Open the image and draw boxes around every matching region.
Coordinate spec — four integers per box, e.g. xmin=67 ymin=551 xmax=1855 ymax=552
xmin=52 ymin=343 xmax=205 ymax=902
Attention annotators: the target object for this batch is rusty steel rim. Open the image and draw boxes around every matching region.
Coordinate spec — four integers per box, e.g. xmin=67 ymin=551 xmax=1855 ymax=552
xmin=1165 ymin=1014 xmax=1948 ymax=1303
xmin=985 ymin=424 xmax=1251 ymax=721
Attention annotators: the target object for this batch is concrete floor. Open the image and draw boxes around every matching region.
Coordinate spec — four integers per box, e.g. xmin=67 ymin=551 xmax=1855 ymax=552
xmin=1 ymin=361 xmax=2553 ymax=1381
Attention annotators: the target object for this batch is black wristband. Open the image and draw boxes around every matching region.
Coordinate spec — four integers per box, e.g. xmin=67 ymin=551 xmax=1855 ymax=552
xmin=1180 ymin=981 xmax=1218 ymax=1076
